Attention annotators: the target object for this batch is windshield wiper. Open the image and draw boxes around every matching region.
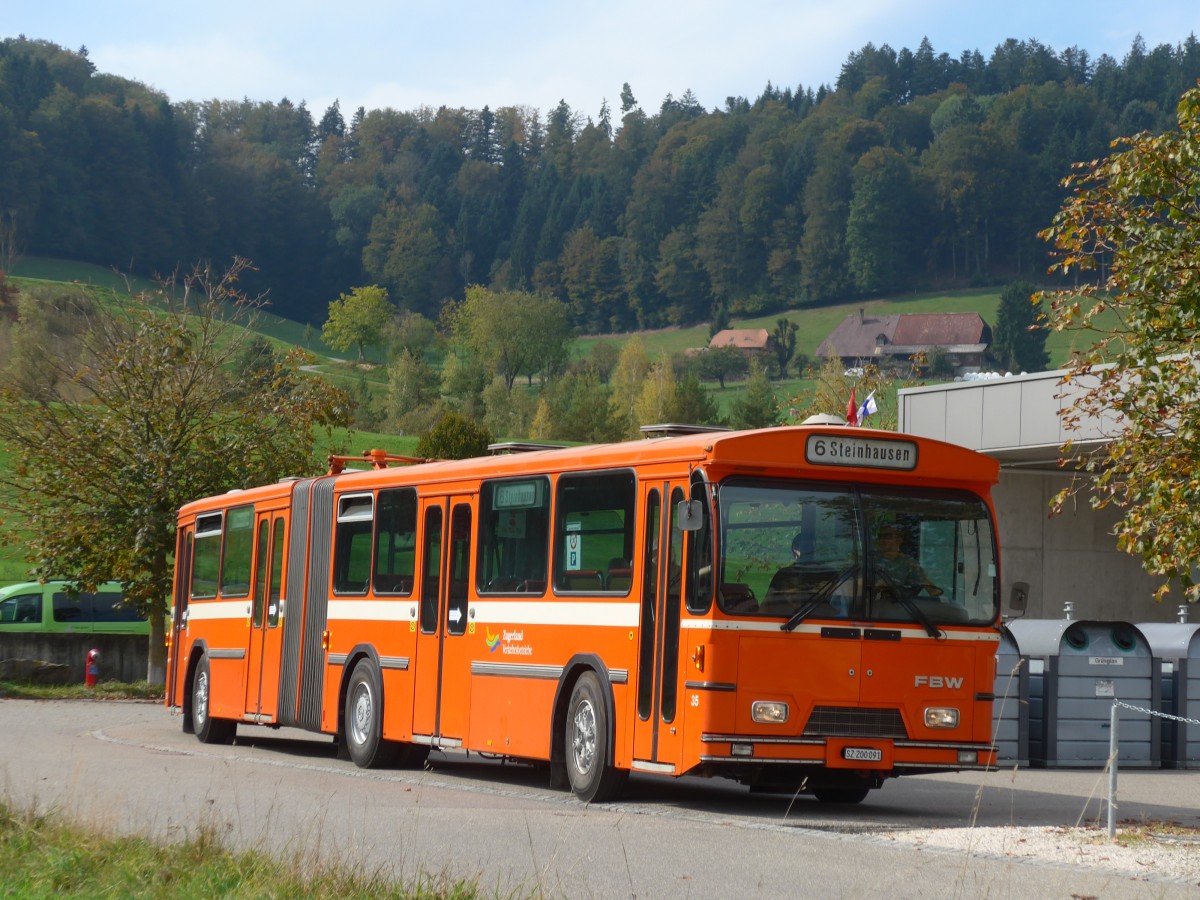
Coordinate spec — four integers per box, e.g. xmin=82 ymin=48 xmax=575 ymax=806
xmin=874 ymin=569 xmax=942 ymax=638
xmin=781 ymin=565 xmax=856 ymax=633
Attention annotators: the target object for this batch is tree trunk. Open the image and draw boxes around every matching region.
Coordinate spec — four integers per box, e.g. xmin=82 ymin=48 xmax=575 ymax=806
xmin=146 ymin=547 xmax=169 ymax=685
xmin=147 ymin=611 xmax=167 ymax=685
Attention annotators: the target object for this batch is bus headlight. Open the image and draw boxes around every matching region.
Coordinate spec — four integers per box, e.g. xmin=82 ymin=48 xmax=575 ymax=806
xmin=924 ymin=707 xmax=959 ymax=728
xmin=751 ymin=701 xmax=789 ymax=724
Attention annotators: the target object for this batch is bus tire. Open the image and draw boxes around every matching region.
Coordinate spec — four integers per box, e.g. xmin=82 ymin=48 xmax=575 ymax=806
xmin=192 ymin=655 xmax=235 ymax=744
xmin=565 ymin=671 xmax=626 ymax=803
xmin=813 ymin=786 xmax=870 ymax=804
xmin=344 ymin=658 xmax=397 ymax=768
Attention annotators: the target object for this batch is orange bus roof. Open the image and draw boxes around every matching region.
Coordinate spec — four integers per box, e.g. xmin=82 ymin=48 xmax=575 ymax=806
xmin=179 ymin=426 xmax=998 ymax=518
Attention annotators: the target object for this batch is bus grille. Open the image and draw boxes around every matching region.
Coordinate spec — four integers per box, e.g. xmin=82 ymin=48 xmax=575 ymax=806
xmin=802 ymin=706 xmax=908 ymax=739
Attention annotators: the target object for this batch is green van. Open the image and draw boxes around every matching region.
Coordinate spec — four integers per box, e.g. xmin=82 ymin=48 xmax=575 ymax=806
xmin=0 ymin=581 xmax=148 ymax=634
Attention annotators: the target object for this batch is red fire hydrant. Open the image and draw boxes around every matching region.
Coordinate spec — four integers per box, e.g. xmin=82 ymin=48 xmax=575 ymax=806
xmin=85 ymin=649 xmax=100 ymax=687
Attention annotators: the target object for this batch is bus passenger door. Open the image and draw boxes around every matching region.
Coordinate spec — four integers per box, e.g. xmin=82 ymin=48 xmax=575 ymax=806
xmin=631 ymin=484 xmax=687 ymax=771
xmin=167 ymin=526 xmax=192 ymax=709
xmin=245 ymin=513 xmax=286 ymax=721
xmin=411 ymin=498 xmax=473 ymax=746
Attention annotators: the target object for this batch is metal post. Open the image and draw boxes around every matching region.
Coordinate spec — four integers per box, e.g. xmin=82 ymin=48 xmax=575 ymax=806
xmin=1107 ymin=701 xmax=1119 ymax=841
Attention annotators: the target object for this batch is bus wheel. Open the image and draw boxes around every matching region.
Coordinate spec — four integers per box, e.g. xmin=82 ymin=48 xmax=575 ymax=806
xmin=813 ymin=786 xmax=870 ymax=804
xmin=344 ymin=659 xmax=397 ymax=768
xmin=192 ymin=655 xmax=235 ymax=744
xmin=565 ymin=671 xmax=626 ymax=802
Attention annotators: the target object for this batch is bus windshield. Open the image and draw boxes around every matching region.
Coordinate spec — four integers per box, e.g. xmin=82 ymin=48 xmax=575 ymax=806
xmin=716 ymin=480 xmax=997 ymax=628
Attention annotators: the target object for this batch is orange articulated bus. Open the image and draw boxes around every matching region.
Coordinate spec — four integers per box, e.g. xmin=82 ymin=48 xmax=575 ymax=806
xmin=166 ymin=424 xmax=1002 ymax=804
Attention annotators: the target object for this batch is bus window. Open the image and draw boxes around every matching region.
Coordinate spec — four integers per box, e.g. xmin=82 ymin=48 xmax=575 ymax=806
xmin=661 ymin=486 xmax=685 ymax=723
xmin=720 ymin=482 xmax=859 ymax=617
xmin=447 ymin=504 xmax=472 ymax=635
xmin=420 ymin=505 xmax=442 ymax=634
xmin=863 ymin=491 xmax=997 ymax=626
xmin=477 ymin=477 xmax=549 ymax=594
xmin=685 ymin=480 xmax=714 ymax=614
xmin=553 ymin=471 xmax=636 ymax=593
xmin=220 ymin=506 xmax=255 ymax=598
xmin=718 ymin=481 xmax=997 ymax=627
xmin=373 ymin=488 xmax=417 ymax=595
xmin=333 ymin=493 xmax=374 ymax=595
xmin=253 ymin=518 xmax=269 ymax=627
xmin=191 ymin=512 xmax=223 ymax=599
xmin=269 ymin=517 xmax=285 ymax=627
xmin=637 ymin=489 xmax=661 ymax=720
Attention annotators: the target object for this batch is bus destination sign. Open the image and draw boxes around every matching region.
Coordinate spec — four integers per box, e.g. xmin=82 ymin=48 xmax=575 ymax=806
xmin=805 ymin=434 xmax=919 ymax=471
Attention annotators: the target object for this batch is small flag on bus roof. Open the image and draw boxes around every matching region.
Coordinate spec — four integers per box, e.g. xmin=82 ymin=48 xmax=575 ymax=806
xmin=857 ymin=391 xmax=878 ymax=426
xmin=846 ymin=387 xmax=858 ymax=426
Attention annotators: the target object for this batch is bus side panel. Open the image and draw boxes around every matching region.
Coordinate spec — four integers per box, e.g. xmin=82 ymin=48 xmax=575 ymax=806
xmin=200 ymin=605 xmax=251 ymax=721
xmin=378 ymin=611 xmax=419 ymax=742
xmin=677 ymin=626 xmax=741 ymax=776
xmin=468 ymin=673 xmax=558 ymax=759
xmin=464 ymin=608 xmax=638 ymax=764
xmin=605 ymin=624 xmax=642 ymax=771
xmin=321 ymin=612 xmax=420 ymax=738
xmin=973 ymin=640 xmax=1000 ymax=743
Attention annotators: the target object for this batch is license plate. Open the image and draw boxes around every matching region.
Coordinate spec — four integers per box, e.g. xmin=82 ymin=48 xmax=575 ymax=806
xmin=843 ymin=747 xmax=883 ymax=762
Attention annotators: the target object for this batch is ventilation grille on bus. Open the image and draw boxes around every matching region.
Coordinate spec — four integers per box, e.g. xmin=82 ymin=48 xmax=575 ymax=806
xmin=802 ymin=706 xmax=908 ymax=739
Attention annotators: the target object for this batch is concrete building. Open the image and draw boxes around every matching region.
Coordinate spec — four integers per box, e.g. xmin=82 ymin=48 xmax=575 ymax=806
xmin=898 ymin=369 xmax=1184 ymax=624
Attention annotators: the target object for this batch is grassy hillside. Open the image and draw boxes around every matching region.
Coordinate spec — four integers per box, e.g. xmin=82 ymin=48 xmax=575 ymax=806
xmin=578 ymin=286 xmax=1090 ymax=371
xmin=8 ymin=257 xmax=350 ymax=360
xmin=0 ymin=258 xmax=1098 ymax=584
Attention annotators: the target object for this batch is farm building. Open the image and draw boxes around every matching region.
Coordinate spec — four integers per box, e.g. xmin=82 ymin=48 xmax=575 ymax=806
xmin=817 ymin=312 xmax=992 ymax=373
xmin=708 ymin=328 xmax=772 ymax=361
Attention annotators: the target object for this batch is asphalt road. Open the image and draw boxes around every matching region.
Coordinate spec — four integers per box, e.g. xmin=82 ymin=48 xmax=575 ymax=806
xmin=2 ymin=698 xmax=1198 ymax=898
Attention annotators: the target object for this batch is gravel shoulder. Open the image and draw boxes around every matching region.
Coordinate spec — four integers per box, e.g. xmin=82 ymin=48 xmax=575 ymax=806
xmin=884 ymin=824 xmax=1200 ymax=885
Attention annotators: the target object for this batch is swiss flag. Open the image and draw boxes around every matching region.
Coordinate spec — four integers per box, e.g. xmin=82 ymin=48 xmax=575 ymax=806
xmin=846 ymin=387 xmax=858 ymax=426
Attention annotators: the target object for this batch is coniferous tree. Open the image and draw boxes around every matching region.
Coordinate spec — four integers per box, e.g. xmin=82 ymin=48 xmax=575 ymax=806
xmin=729 ymin=361 xmax=780 ymax=429
xmin=992 ymin=281 xmax=1049 ymax=373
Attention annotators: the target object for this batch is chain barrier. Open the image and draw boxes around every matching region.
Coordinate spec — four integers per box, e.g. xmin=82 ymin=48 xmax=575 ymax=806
xmin=1105 ymin=699 xmax=1200 ymax=840
xmin=1111 ymin=698 xmax=1200 ymax=726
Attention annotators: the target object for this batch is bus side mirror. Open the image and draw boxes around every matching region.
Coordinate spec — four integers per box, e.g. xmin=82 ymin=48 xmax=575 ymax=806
xmin=677 ymin=499 xmax=704 ymax=532
xmin=1009 ymin=581 xmax=1029 ymax=612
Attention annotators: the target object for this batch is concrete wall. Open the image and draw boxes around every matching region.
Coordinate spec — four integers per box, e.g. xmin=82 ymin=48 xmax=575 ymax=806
xmin=994 ymin=470 xmax=1180 ymax=623
xmin=0 ymin=632 xmax=149 ymax=682
xmin=899 ymin=372 xmax=1188 ymax=626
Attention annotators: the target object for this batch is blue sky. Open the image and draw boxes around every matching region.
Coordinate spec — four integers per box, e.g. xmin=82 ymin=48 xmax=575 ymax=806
xmin=7 ymin=1 xmax=1200 ymax=119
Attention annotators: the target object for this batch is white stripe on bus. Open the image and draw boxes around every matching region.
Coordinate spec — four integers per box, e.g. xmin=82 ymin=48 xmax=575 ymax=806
xmin=681 ymin=618 xmax=1001 ymax=641
xmin=327 ymin=599 xmax=415 ymax=622
xmin=185 ymin=596 xmax=998 ymax=642
xmin=186 ymin=600 xmax=250 ymax=621
xmin=472 ymin=601 xmax=640 ymax=628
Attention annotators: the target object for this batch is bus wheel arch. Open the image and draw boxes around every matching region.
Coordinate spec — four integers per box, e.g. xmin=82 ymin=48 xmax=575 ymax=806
xmin=550 ymin=656 xmax=608 ymax=770
xmin=181 ymin=645 xmax=201 ymax=734
xmin=553 ymin=656 xmax=626 ymax=802
xmin=341 ymin=651 xmax=398 ymax=768
xmin=191 ymin=650 xmax=235 ymax=744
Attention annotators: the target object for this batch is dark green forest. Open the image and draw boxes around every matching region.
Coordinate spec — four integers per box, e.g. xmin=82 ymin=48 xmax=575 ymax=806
xmin=1 ymin=34 xmax=1198 ymax=330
